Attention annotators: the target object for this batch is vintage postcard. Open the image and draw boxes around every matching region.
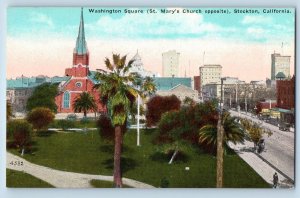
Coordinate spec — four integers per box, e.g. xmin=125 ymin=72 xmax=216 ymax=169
xmin=6 ymin=7 xmax=295 ymax=188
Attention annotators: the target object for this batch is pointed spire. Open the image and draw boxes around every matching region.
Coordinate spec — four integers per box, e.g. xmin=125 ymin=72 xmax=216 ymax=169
xmin=75 ymin=7 xmax=87 ymax=55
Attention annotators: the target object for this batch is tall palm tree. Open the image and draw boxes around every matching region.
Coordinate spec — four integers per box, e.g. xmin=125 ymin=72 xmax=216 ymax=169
xmin=94 ymin=54 xmax=156 ymax=187
xmin=199 ymin=112 xmax=246 ymax=153
xmin=199 ymin=112 xmax=245 ymax=188
xmin=73 ymin=92 xmax=97 ymax=117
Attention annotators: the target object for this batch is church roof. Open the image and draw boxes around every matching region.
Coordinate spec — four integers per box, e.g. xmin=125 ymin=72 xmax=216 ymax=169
xmin=74 ymin=8 xmax=87 ymax=55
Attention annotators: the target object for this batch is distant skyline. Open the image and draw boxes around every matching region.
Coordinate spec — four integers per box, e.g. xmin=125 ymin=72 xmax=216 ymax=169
xmin=7 ymin=7 xmax=295 ymax=82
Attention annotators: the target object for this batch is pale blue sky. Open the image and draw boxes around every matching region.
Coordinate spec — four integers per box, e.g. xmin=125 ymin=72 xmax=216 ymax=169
xmin=6 ymin=7 xmax=295 ymax=81
xmin=7 ymin=7 xmax=295 ymax=43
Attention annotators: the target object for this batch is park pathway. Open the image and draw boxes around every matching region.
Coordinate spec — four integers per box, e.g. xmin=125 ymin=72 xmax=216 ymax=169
xmin=6 ymin=152 xmax=154 ymax=188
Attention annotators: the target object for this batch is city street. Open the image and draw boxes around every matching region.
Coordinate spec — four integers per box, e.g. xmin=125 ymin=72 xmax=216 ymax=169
xmin=229 ymin=110 xmax=295 ymax=181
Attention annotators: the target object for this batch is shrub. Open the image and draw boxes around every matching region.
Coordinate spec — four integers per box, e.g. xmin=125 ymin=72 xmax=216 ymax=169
xmin=7 ymin=120 xmax=32 ymax=154
xmin=57 ymin=119 xmax=75 ymax=130
xmin=146 ymin=95 xmax=181 ymax=127
xmin=26 ymin=107 xmax=55 ymax=131
xmin=160 ymin=177 xmax=169 ymax=188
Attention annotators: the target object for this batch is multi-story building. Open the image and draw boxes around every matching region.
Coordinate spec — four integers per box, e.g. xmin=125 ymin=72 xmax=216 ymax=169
xmin=199 ymin=64 xmax=222 ymax=100
xmin=6 ymin=75 xmax=70 ymax=113
xmin=277 ymin=76 xmax=295 ymax=110
xmin=162 ymin=50 xmax=180 ymax=77
xmin=271 ymin=53 xmax=290 ymax=80
xmin=276 ymin=76 xmax=295 ymax=124
xmin=193 ymin=76 xmax=201 ymax=94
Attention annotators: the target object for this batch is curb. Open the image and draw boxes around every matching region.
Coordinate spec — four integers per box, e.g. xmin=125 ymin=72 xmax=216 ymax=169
xmin=253 ymin=152 xmax=294 ymax=185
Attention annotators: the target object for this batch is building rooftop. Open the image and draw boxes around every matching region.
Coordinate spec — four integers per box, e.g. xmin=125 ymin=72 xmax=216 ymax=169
xmin=153 ymin=77 xmax=191 ymax=91
xmin=200 ymin=64 xmax=222 ymax=68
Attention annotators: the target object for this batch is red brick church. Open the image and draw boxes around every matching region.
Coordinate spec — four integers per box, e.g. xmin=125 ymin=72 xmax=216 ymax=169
xmin=55 ymin=8 xmax=106 ymax=113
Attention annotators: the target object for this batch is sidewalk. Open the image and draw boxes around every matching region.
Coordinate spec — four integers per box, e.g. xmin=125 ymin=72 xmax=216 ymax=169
xmin=6 ymin=152 xmax=154 ymax=188
xmin=228 ymin=141 xmax=294 ymax=188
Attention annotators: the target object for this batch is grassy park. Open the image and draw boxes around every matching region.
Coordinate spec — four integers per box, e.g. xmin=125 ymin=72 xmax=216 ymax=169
xmin=6 ymin=169 xmax=54 ymax=188
xmin=7 ymin=128 xmax=270 ymax=188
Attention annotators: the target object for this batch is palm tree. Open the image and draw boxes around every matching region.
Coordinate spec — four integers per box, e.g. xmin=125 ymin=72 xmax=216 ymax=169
xmin=94 ymin=53 xmax=155 ymax=187
xmin=199 ymin=112 xmax=245 ymax=188
xmin=199 ymin=112 xmax=246 ymax=153
xmin=73 ymin=92 xmax=97 ymax=117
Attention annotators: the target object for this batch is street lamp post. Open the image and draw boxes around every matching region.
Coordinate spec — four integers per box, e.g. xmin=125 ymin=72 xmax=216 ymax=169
xmin=137 ymin=94 xmax=141 ymax=146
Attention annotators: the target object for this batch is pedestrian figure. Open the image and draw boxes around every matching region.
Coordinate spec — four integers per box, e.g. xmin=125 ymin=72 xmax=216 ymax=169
xmin=273 ymin=172 xmax=278 ymax=188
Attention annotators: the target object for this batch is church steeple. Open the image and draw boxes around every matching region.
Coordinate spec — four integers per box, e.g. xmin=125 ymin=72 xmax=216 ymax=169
xmin=75 ymin=7 xmax=87 ymax=55
xmin=73 ymin=7 xmax=89 ymax=66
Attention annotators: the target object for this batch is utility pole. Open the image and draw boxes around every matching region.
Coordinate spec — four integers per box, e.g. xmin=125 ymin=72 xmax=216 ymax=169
xmin=245 ymin=89 xmax=247 ymax=114
xmin=216 ymin=78 xmax=224 ymax=188
xmin=229 ymin=94 xmax=232 ymax=109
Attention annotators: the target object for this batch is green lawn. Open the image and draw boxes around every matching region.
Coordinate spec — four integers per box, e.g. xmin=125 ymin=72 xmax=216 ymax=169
xmin=8 ymin=129 xmax=270 ymax=188
xmin=6 ymin=169 xmax=54 ymax=188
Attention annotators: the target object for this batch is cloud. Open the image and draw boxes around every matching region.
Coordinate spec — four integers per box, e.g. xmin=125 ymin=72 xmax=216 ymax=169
xmin=85 ymin=8 xmax=225 ymax=39
xmin=30 ymin=12 xmax=54 ymax=28
xmin=246 ymin=27 xmax=267 ymax=40
xmin=242 ymin=15 xmax=272 ymax=24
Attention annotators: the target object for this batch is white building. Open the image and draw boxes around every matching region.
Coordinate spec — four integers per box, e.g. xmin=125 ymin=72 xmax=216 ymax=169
xmin=200 ymin=64 xmax=222 ymax=99
xmin=222 ymin=77 xmax=245 ymax=85
xmin=157 ymin=84 xmax=199 ymax=102
xmin=162 ymin=50 xmax=180 ymax=77
xmin=129 ymin=50 xmax=160 ymax=77
xmin=271 ymin=53 xmax=290 ymax=80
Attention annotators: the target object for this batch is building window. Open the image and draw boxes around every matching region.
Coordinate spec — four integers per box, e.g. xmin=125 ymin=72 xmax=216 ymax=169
xmin=63 ymin=91 xmax=70 ymax=108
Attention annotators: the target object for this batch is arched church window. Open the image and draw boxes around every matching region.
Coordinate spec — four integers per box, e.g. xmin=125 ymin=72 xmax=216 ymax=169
xmin=63 ymin=91 xmax=70 ymax=108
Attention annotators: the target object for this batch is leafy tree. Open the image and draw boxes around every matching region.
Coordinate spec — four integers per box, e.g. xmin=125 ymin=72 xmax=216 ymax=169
xmin=26 ymin=83 xmax=58 ymax=113
xmin=73 ymin=92 xmax=97 ymax=117
xmin=146 ymin=95 xmax=181 ymax=127
xmin=7 ymin=100 xmax=13 ymax=121
xmin=94 ymin=53 xmax=156 ymax=187
xmin=182 ymin=96 xmax=196 ymax=107
xmin=240 ymin=118 xmax=272 ymax=149
xmin=155 ymin=101 xmax=218 ymax=163
xmin=26 ymin=107 xmax=55 ymax=131
xmin=199 ymin=112 xmax=246 ymax=154
xmin=7 ymin=120 xmax=32 ymax=155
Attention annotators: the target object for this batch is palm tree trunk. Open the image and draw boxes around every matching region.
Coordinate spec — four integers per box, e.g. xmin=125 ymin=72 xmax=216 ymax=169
xmin=113 ymin=125 xmax=123 ymax=187
xmin=84 ymin=111 xmax=87 ymax=117
xmin=216 ymin=114 xmax=224 ymax=188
